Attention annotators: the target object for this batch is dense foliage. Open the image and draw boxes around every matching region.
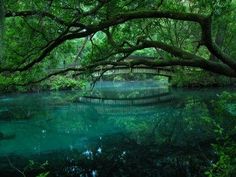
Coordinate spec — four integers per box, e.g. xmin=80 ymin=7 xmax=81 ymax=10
xmin=0 ymin=0 xmax=235 ymax=90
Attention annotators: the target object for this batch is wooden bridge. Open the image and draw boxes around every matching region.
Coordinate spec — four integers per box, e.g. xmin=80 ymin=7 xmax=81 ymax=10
xmin=91 ymin=55 xmax=174 ymax=78
xmin=92 ymin=66 xmax=173 ymax=78
xmin=49 ymin=55 xmax=174 ymax=79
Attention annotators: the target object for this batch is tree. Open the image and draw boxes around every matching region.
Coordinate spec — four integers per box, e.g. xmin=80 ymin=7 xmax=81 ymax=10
xmin=1 ymin=0 xmax=236 ymax=86
xmin=0 ymin=0 xmax=4 ymax=60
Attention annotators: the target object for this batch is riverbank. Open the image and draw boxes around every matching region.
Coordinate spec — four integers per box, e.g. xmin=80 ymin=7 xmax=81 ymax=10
xmin=0 ymin=71 xmax=235 ymax=95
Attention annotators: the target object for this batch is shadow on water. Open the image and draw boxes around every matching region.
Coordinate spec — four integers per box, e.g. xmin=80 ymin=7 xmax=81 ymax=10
xmin=0 ymin=81 xmax=235 ymax=177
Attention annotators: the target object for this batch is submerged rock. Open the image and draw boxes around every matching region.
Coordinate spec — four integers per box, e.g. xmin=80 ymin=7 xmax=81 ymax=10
xmin=0 ymin=110 xmax=14 ymax=121
xmin=0 ymin=108 xmax=35 ymax=121
xmin=0 ymin=132 xmax=16 ymax=140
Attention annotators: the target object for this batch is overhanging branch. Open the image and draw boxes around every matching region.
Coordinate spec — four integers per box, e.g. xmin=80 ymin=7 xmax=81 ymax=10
xmin=5 ymin=10 xmax=70 ymax=26
xmin=14 ymin=57 xmax=236 ymax=86
xmin=2 ymin=9 xmax=236 ymax=76
xmin=200 ymin=17 xmax=236 ymax=70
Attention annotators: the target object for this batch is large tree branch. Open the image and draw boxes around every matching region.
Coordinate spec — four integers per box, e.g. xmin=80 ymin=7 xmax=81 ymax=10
xmin=2 ymin=10 xmax=235 ymax=74
xmin=5 ymin=10 xmax=71 ymax=26
xmin=11 ymin=36 xmax=236 ymax=86
xmin=93 ymin=10 xmax=235 ymax=70
xmin=200 ymin=17 xmax=236 ymax=70
xmin=94 ymin=10 xmax=206 ymax=30
xmin=115 ymin=39 xmax=236 ymax=76
xmin=4 ymin=0 xmax=110 ymax=28
xmin=14 ymin=57 xmax=236 ymax=86
xmin=0 ymin=28 xmax=94 ymax=73
xmin=5 ymin=10 xmax=87 ymax=29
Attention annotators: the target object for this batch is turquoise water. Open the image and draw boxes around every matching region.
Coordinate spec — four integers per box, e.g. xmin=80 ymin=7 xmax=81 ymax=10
xmin=0 ymin=82 xmax=235 ymax=177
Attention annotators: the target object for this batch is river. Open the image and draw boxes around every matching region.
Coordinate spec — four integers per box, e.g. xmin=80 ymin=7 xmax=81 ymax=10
xmin=0 ymin=81 xmax=235 ymax=177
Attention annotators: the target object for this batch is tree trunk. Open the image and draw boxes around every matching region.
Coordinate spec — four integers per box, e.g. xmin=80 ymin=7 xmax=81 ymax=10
xmin=210 ymin=22 xmax=228 ymax=61
xmin=0 ymin=0 xmax=4 ymax=60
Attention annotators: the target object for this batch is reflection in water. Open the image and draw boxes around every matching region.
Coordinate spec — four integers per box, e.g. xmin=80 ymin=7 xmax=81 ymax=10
xmin=0 ymin=82 xmax=235 ymax=177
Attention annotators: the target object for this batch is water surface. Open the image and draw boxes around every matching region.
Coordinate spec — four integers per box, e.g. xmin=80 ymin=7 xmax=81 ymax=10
xmin=0 ymin=82 xmax=235 ymax=177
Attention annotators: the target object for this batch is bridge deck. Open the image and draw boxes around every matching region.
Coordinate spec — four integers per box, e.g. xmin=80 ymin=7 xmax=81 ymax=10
xmin=48 ymin=65 xmax=173 ymax=78
xmin=92 ymin=66 xmax=173 ymax=78
xmin=48 ymin=55 xmax=174 ymax=77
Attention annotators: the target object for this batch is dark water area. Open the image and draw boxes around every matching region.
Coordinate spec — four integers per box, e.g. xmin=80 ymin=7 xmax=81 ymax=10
xmin=0 ymin=81 xmax=235 ymax=177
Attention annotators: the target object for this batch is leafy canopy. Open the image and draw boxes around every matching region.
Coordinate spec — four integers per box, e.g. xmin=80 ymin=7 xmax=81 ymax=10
xmin=1 ymin=0 xmax=236 ymax=86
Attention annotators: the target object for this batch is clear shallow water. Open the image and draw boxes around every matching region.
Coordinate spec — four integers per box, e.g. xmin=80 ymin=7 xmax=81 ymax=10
xmin=0 ymin=82 xmax=235 ymax=177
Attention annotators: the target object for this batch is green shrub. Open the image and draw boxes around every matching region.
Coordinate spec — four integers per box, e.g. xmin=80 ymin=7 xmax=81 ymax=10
xmin=205 ymin=92 xmax=236 ymax=177
xmin=171 ymin=68 xmax=234 ymax=87
xmin=43 ymin=75 xmax=87 ymax=91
